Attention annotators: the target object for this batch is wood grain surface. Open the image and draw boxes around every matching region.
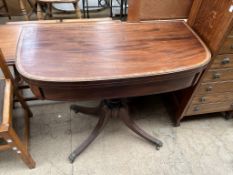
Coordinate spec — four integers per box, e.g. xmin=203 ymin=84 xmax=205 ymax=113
xmin=16 ymin=21 xmax=211 ymax=101
xmin=189 ymin=0 xmax=233 ymax=54
xmin=196 ymin=81 xmax=233 ymax=95
xmin=17 ymin=21 xmax=210 ymax=83
xmin=192 ymin=92 xmax=233 ymax=104
xmin=186 ymin=101 xmax=233 ymax=116
xmin=128 ymin=0 xmax=193 ymax=21
xmin=139 ymin=0 xmax=193 ymax=20
xmin=0 ymin=25 xmax=22 ymax=64
xmin=0 ymin=19 xmax=119 ymax=65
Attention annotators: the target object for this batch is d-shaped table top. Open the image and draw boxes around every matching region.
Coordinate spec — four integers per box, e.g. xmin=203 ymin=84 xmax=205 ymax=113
xmin=16 ymin=21 xmax=210 ymax=84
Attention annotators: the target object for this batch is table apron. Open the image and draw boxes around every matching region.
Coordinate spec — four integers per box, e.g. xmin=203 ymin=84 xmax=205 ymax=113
xmin=28 ymin=72 xmax=200 ymax=101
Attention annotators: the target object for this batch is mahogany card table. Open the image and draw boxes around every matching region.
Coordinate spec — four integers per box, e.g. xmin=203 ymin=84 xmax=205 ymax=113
xmin=16 ymin=21 xmax=210 ymax=163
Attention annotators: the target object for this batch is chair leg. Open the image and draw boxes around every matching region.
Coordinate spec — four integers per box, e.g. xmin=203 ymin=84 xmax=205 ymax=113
xmin=11 ymin=64 xmax=33 ymax=118
xmin=2 ymin=0 xmax=11 ymax=20
xmin=14 ymin=87 xmax=33 ymax=118
xmin=6 ymin=128 xmax=35 ymax=169
xmin=19 ymin=0 xmax=29 ymax=20
xmin=48 ymin=3 xmax=52 ymax=18
xmin=12 ymin=64 xmax=23 ymax=85
xmin=23 ymin=107 xmax=30 ymax=150
xmin=74 ymin=1 xmax=81 ymax=19
xmin=37 ymin=2 xmax=44 ymax=20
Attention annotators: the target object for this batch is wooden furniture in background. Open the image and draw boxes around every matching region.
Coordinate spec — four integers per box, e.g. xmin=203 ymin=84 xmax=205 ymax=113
xmin=16 ymin=21 xmax=210 ymax=162
xmin=174 ymin=0 xmax=233 ymax=125
xmin=18 ymin=0 xmax=82 ymax=20
xmin=0 ymin=25 xmax=22 ymax=65
xmin=18 ymin=0 xmax=37 ymax=20
xmin=0 ymin=0 xmax=11 ymax=19
xmin=0 ymin=49 xmax=35 ymax=169
xmin=36 ymin=0 xmax=81 ymax=20
xmin=128 ymin=0 xmax=194 ymax=22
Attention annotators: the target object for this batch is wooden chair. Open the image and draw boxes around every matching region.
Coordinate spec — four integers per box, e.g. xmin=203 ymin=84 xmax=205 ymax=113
xmin=19 ymin=0 xmax=37 ymax=20
xmin=0 ymin=49 xmax=35 ymax=169
xmin=36 ymin=0 xmax=81 ymax=20
xmin=0 ymin=0 xmax=11 ymax=19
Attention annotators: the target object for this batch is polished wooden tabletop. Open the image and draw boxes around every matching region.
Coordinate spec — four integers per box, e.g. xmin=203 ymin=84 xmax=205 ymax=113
xmin=17 ymin=21 xmax=210 ymax=83
xmin=15 ymin=21 xmax=211 ymax=101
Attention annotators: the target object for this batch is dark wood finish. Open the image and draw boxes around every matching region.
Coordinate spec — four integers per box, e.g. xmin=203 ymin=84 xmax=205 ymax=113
xmin=35 ymin=72 xmax=202 ymax=101
xmin=69 ymin=99 xmax=163 ymax=163
xmin=17 ymin=21 xmax=210 ymax=95
xmin=69 ymin=102 xmax=110 ymax=163
xmin=0 ymin=49 xmax=35 ymax=169
xmin=1 ymin=19 xmax=119 ymax=64
xmin=128 ymin=0 xmax=194 ymax=22
xmin=16 ymin=21 xmax=210 ymax=161
xmin=0 ymin=19 xmax=115 ymax=103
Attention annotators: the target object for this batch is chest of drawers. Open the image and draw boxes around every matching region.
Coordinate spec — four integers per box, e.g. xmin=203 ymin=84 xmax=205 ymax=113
xmin=174 ymin=0 xmax=233 ymax=126
xmin=186 ymin=32 xmax=233 ymax=117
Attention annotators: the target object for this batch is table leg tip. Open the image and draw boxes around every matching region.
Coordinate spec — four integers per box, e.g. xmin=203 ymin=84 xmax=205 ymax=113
xmin=68 ymin=154 xmax=76 ymax=163
xmin=155 ymin=141 xmax=163 ymax=150
xmin=70 ymin=105 xmax=79 ymax=113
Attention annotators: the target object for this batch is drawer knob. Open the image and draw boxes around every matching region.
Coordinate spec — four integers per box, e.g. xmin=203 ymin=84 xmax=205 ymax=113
xmin=200 ymin=97 xmax=206 ymax=102
xmin=194 ymin=106 xmax=200 ymax=112
xmin=221 ymin=57 xmax=230 ymax=65
xmin=213 ymin=72 xmax=221 ymax=79
xmin=206 ymin=86 xmax=213 ymax=92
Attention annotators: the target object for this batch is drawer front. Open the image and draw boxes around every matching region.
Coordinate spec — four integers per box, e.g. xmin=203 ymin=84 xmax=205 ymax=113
xmin=192 ymin=92 xmax=233 ymax=104
xmin=202 ymin=69 xmax=233 ymax=82
xmin=211 ymin=54 xmax=233 ymax=69
xmin=219 ymin=37 xmax=233 ymax=54
xmin=197 ymin=81 xmax=233 ymax=95
xmin=186 ymin=102 xmax=233 ymax=116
